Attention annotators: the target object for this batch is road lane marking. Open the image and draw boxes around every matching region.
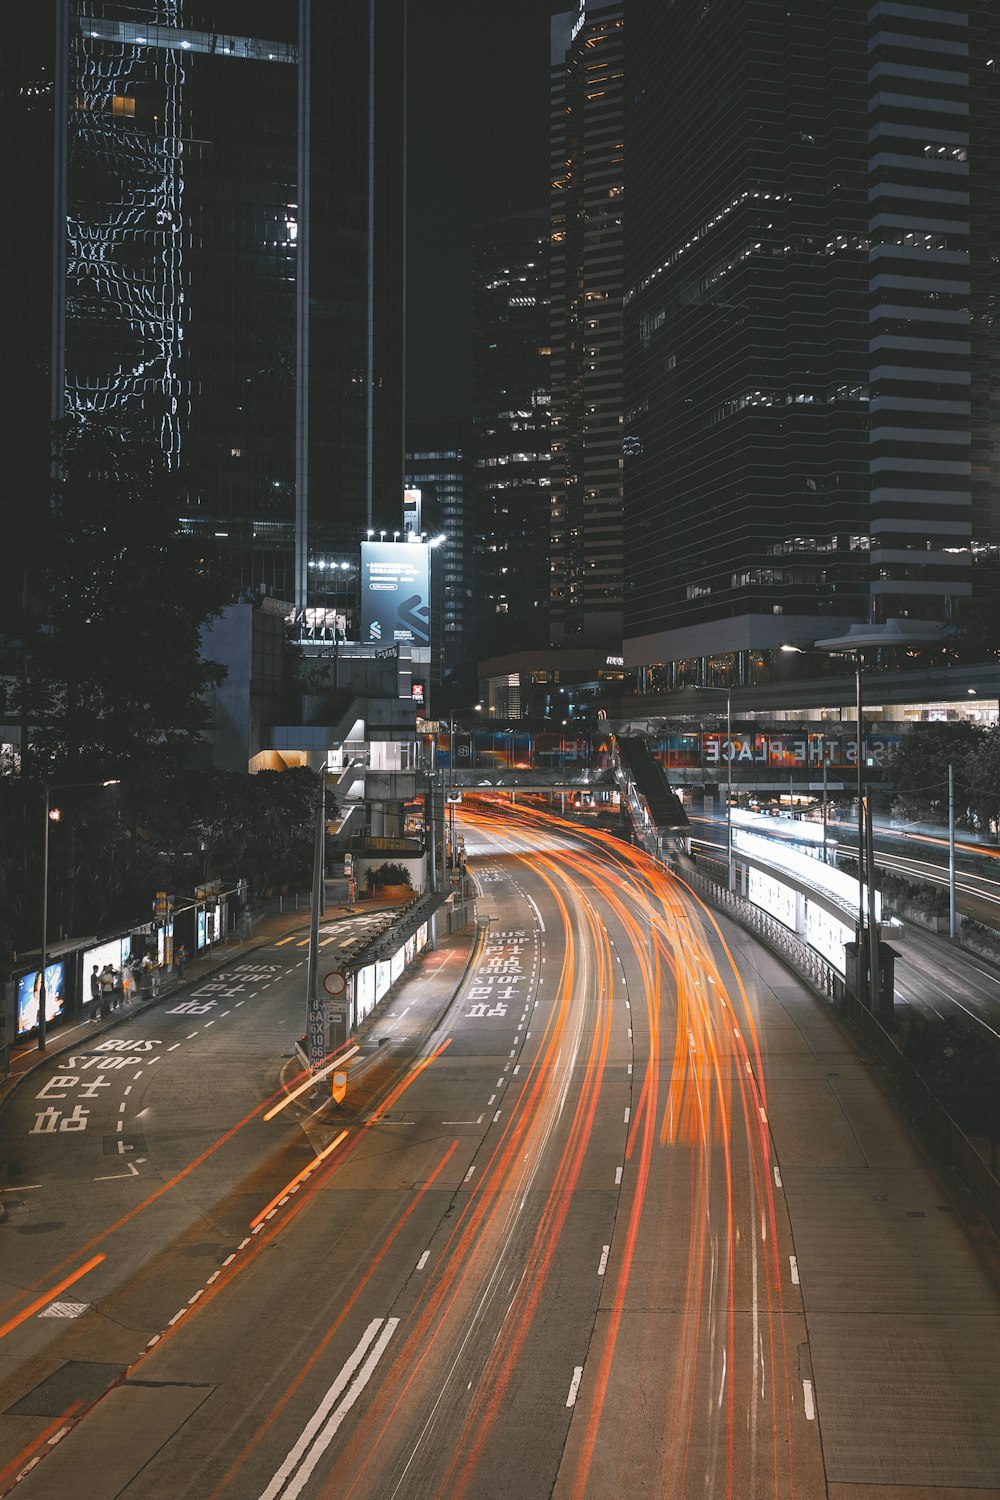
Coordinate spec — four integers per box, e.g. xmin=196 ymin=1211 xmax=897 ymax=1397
xmin=263 ymin=1045 xmax=360 ymax=1120
xmin=802 ymin=1378 xmax=815 ymax=1420
xmin=186 ymin=1032 xmax=198 ymax=1040
xmin=464 ymin=1166 xmax=475 ymax=1182
xmin=525 ymin=894 xmax=545 ymax=931
xmin=615 ymin=1166 xmax=623 ymax=1185
xmin=168 ymin=1042 xmax=181 ymax=1050
xmin=789 ymin=1256 xmax=799 ymax=1285
xmin=258 ymin=1318 xmax=401 ymax=1500
xmin=774 ymin=1166 xmax=782 ymax=1188
xmin=597 ymin=1245 xmax=610 ymax=1276
xmin=249 ymin=1130 xmax=349 ymax=1228
xmin=623 ymin=1107 xmax=630 ymax=1124
xmin=566 ymin=1366 xmax=584 ymax=1407
xmin=94 ymin=1161 xmax=140 ymax=1181
xmin=417 ymin=1251 xmax=430 ymax=1270
xmin=493 ymin=1110 xmax=502 ymax=1123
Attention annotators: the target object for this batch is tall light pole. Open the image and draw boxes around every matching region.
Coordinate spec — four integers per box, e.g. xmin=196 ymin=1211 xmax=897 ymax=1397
xmin=447 ymin=712 xmax=456 ymax=873
xmin=305 ymin=770 xmax=329 ymax=1076
xmin=692 ymin=684 xmax=734 ymax=890
xmin=38 ymin=778 xmax=120 ymax=1050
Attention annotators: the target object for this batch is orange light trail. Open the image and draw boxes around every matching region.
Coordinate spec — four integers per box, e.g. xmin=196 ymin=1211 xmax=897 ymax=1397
xmin=0 ymin=1255 xmax=105 ymax=1344
xmin=248 ymin=1129 xmax=349 ymax=1228
xmin=262 ymin=1044 xmax=360 ymax=1120
xmin=457 ymin=797 xmax=800 ymax=1498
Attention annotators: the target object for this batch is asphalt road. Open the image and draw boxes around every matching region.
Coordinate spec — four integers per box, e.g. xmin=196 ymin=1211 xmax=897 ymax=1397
xmin=2 ymin=808 xmax=1000 ymax=1499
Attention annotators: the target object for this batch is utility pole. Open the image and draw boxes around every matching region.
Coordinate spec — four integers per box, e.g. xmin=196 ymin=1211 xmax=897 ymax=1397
xmin=305 ymin=772 xmax=326 ymax=1079
xmin=948 ymin=763 xmax=957 ymax=940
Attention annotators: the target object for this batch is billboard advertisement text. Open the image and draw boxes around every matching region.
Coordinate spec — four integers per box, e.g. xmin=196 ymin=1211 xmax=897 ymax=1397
xmin=361 ymin=542 xmax=430 ymax=646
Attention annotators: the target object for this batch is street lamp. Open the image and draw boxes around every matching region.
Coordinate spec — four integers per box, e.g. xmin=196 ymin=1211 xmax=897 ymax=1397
xmin=782 ymin=621 xmax=946 ymax=1009
xmin=692 ymin=684 xmax=734 ymax=891
xmin=38 ymin=778 xmax=120 ymax=1051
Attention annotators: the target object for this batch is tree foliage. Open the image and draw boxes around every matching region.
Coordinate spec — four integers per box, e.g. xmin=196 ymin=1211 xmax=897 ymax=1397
xmin=0 ymin=767 xmax=325 ymax=978
xmin=17 ymin=418 xmax=232 ymax=781
xmin=888 ymin=721 xmax=989 ymax=830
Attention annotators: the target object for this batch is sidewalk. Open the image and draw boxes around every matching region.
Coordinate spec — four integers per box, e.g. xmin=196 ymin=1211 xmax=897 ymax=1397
xmin=0 ymin=898 xmax=413 ymax=1112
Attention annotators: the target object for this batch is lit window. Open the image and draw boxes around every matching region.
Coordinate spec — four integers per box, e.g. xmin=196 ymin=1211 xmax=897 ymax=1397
xmin=112 ymin=95 xmax=135 ymax=117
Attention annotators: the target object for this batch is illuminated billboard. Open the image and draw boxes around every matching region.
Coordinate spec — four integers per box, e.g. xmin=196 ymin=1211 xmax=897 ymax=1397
xmin=361 ymin=542 xmax=430 ymax=647
xmin=17 ymin=961 xmax=66 ymax=1038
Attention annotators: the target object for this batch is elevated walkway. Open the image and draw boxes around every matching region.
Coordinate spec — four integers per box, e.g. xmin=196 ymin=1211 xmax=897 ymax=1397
xmin=612 ymin=735 xmax=691 ymax=858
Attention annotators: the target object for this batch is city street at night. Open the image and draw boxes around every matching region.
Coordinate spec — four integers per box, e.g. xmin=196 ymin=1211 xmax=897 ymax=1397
xmin=2 ymin=807 xmax=999 ymax=1498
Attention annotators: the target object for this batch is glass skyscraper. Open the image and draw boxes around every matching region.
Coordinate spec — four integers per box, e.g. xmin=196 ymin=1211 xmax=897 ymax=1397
xmin=623 ymin=0 xmax=999 ymax=693
xmin=11 ymin=0 xmax=406 ymax=610
xmin=549 ymin=0 xmax=624 ymax=651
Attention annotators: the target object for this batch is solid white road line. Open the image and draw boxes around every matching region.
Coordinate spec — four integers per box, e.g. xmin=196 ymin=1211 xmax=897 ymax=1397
xmin=525 ymin=894 xmax=546 ymax=932
xmin=259 ymin=1318 xmax=399 ymax=1500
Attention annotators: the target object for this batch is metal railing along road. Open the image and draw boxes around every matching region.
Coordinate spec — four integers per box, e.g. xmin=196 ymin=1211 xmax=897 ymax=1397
xmin=687 ymin=863 xmax=1000 ymax=1236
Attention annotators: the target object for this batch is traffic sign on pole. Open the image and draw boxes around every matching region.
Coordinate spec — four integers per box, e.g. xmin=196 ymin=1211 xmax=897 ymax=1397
xmin=323 ymin=970 xmax=347 ymax=996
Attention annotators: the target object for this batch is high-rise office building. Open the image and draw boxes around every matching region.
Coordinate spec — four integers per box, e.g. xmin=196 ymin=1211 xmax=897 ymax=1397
xmin=623 ymin=0 xmax=999 ymax=695
xmin=549 ymin=0 xmax=624 ymax=650
xmin=405 ymin=424 xmax=474 ymax=675
xmin=3 ymin=1 xmax=405 ymax=611
xmin=470 ymin=210 xmax=552 ymax=658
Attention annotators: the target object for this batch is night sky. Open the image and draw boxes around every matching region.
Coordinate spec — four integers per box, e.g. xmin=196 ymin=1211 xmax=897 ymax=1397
xmin=406 ymin=0 xmax=561 ymax=426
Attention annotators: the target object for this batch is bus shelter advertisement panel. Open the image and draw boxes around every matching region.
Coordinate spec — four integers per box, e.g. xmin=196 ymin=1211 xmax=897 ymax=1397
xmin=17 ymin=961 xmax=66 ymax=1038
xmin=80 ymin=936 xmax=130 ymax=1007
xmin=361 ymin=542 xmax=430 ymax=647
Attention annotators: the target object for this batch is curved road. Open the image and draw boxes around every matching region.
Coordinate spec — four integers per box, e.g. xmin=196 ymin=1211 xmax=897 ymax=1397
xmin=1 ymin=806 xmax=998 ymax=1498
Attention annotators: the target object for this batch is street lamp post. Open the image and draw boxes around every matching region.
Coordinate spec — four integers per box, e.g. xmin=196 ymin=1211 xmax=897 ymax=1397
xmin=448 ymin=712 xmax=456 ymax=874
xmin=692 ymin=684 xmax=734 ymax=890
xmin=38 ymin=778 xmax=120 ymax=1051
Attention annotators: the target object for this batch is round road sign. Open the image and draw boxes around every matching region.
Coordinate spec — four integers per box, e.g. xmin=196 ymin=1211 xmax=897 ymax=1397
xmin=323 ymin=970 xmax=347 ymax=997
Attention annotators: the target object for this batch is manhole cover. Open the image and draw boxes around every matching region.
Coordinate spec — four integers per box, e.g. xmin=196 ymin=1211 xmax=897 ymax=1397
xmin=7 ymin=1361 xmax=125 ymax=1417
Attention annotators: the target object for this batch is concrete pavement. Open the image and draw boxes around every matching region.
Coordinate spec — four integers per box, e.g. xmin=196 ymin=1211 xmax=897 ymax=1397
xmin=1 ymin=899 xmax=476 ymax=1115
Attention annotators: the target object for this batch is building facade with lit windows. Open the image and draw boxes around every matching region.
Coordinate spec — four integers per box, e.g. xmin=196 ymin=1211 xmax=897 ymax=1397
xmin=549 ymin=0 xmax=624 ymax=651
xmin=405 ymin=424 xmax=474 ymax=676
xmin=6 ymin=0 xmax=405 ymax=613
xmin=470 ymin=210 xmax=552 ymax=658
xmin=622 ymin=0 xmax=1000 ymax=716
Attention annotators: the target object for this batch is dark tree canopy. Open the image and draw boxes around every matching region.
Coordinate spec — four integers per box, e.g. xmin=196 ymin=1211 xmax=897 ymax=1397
xmin=888 ymin=721 xmax=990 ymax=830
xmin=18 ymin=418 xmax=232 ymax=781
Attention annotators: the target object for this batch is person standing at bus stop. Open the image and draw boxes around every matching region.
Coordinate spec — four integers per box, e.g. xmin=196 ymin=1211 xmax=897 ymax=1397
xmin=176 ymin=943 xmax=188 ymax=980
